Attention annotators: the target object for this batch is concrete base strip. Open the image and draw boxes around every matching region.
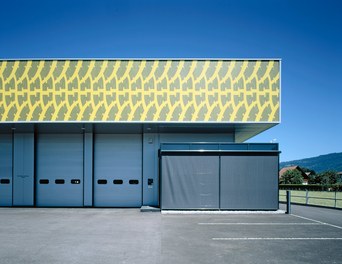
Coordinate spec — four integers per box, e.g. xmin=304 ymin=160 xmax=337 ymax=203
xmin=199 ymin=223 xmax=320 ymax=225
xmin=292 ymin=214 xmax=342 ymax=230
xmin=213 ymin=237 xmax=342 ymax=241
xmin=162 ymin=210 xmax=285 ymax=215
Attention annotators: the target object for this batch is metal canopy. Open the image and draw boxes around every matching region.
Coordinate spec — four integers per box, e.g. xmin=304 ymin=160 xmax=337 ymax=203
xmin=159 ymin=142 xmax=279 ymax=154
xmin=0 ymin=122 xmax=276 ymax=142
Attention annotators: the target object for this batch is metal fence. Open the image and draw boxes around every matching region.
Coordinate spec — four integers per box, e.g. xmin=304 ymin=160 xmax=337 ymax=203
xmin=279 ymin=190 xmax=342 ymax=209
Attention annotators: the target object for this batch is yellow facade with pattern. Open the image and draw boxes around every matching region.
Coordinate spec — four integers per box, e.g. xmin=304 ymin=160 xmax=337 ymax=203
xmin=0 ymin=60 xmax=280 ymax=123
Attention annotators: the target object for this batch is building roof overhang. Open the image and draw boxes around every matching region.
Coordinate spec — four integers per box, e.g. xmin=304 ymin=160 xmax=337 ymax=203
xmin=0 ymin=121 xmax=277 ymax=143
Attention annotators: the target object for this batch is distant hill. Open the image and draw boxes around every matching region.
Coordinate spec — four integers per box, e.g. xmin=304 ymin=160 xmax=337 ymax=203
xmin=280 ymin=152 xmax=342 ymax=173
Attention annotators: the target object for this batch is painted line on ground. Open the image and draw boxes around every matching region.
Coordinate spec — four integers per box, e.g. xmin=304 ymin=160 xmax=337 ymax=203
xmin=161 ymin=210 xmax=285 ymax=214
xmin=212 ymin=237 xmax=342 ymax=241
xmin=291 ymin=214 xmax=342 ymax=230
xmin=198 ymin=222 xmax=321 ymax=225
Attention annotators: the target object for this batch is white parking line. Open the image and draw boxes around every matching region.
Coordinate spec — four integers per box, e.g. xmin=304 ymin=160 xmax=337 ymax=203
xmin=292 ymin=214 xmax=342 ymax=230
xmin=199 ymin=222 xmax=320 ymax=225
xmin=161 ymin=210 xmax=285 ymax=214
xmin=212 ymin=238 xmax=342 ymax=241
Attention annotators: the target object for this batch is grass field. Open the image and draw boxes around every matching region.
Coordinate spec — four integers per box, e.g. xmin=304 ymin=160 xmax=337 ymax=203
xmin=279 ymin=190 xmax=342 ymax=208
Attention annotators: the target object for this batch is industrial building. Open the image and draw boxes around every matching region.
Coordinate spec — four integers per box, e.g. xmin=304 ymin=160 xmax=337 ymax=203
xmin=0 ymin=59 xmax=280 ymax=210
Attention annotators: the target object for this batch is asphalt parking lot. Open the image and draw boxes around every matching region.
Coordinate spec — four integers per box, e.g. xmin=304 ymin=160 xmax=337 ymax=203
xmin=0 ymin=205 xmax=341 ymax=264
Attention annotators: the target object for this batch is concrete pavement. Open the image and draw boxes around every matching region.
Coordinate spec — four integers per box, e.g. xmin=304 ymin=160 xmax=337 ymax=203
xmin=0 ymin=205 xmax=341 ymax=264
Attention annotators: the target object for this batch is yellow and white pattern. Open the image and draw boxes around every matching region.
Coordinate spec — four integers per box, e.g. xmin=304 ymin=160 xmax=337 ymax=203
xmin=0 ymin=60 xmax=280 ymax=122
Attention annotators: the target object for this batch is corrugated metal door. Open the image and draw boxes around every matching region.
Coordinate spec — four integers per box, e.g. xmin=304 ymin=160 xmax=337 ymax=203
xmin=36 ymin=134 xmax=84 ymax=207
xmin=94 ymin=134 xmax=142 ymax=207
xmin=161 ymin=156 xmax=220 ymax=210
xmin=220 ymin=155 xmax=278 ymax=210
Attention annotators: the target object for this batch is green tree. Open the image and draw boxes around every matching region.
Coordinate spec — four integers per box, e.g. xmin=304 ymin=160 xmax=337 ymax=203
xmin=315 ymin=171 xmax=338 ymax=185
xmin=308 ymin=174 xmax=320 ymax=184
xmin=280 ymin=170 xmax=304 ymax=184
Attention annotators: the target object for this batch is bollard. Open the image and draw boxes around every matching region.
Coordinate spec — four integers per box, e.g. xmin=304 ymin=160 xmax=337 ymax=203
xmin=286 ymin=190 xmax=291 ymax=214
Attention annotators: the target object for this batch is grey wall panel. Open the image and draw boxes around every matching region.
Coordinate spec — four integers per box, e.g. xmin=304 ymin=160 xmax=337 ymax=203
xmin=220 ymin=156 xmax=278 ymax=210
xmin=83 ymin=133 xmax=93 ymax=207
xmin=143 ymin=133 xmax=159 ymax=206
xmin=0 ymin=134 xmax=13 ymax=206
xmin=36 ymin=134 xmax=83 ymax=207
xmin=161 ymin=156 xmax=219 ymax=210
xmin=13 ymin=133 xmax=34 ymax=206
xmin=94 ymin=134 xmax=142 ymax=207
xmin=160 ymin=133 xmax=234 ymax=143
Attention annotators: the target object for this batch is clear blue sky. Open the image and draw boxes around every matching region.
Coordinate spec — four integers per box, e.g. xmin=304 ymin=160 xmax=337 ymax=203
xmin=0 ymin=0 xmax=341 ymax=162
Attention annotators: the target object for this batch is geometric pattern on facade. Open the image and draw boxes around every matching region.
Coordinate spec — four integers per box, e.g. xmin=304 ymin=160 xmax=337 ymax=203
xmin=0 ymin=60 xmax=280 ymax=122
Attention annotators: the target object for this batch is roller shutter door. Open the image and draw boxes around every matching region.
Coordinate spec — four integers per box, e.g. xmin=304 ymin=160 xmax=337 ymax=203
xmin=161 ymin=156 xmax=220 ymax=210
xmin=36 ymin=134 xmax=84 ymax=207
xmin=94 ymin=134 xmax=142 ymax=207
xmin=220 ymin=155 xmax=278 ymax=210
xmin=161 ymin=153 xmax=278 ymax=210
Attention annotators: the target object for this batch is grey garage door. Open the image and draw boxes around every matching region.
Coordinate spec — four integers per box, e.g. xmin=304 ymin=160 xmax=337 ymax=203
xmin=36 ymin=134 xmax=84 ymax=207
xmin=220 ymin=155 xmax=278 ymax=210
xmin=161 ymin=156 xmax=220 ymax=210
xmin=161 ymin=154 xmax=278 ymax=210
xmin=94 ymin=134 xmax=142 ymax=207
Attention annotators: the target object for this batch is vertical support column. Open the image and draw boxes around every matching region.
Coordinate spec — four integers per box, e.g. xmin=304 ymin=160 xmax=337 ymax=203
xmin=0 ymin=134 xmax=13 ymax=206
xmin=142 ymin=133 xmax=159 ymax=207
xmin=83 ymin=132 xmax=93 ymax=207
xmin=286 ymin=190 xmax=291 ymax=214
xmin=13 ymin=133 xmax=34 ymax=206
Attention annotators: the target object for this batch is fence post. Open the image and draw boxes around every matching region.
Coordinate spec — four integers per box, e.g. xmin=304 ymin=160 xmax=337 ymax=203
xmin=335 ymin=191 xmax=337 ymax=208
xmin=286 ymin=190 xmax=291 ymax=214
xmin=306 ymin=190 xmax=309 ymax=205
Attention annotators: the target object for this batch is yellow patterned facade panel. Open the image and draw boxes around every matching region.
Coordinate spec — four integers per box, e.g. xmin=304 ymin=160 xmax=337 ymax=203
xmin=0 ymin=60 xmax=280 ymax=122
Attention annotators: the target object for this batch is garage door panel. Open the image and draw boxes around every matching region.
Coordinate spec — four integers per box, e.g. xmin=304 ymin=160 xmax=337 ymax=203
xmin=94 ymin=134 xmax=142 ymax=207
xmin=36 ymin=134 xmax=84 ymax=207
xmin=37 ymin=182 xmax=83 ymax=206
xmin=220 ymin=155 xmax=278 ymax=210
xmin=161 ymin=156 xmax=219 ymax=210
